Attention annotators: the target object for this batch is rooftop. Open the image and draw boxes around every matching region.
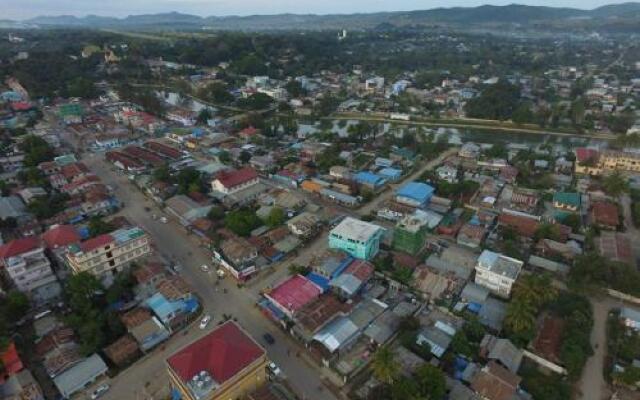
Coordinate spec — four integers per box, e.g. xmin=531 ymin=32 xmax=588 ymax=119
xmin=476 ymin=250 xmax=523 ymax=279
xmin=396 ymin=182 xmax=435 ymax=202
xmin=330 ymin=217 xmax=384 ymax=243
xmin=215 ymin=167 xmax=258 ymax=189
xmin=166 ymin=321 xmax=264 ymax=391
xmin=266 ymin=275 xmax=322 ymax=315
xmin=0 ymin=237 xmax=40 ymax=260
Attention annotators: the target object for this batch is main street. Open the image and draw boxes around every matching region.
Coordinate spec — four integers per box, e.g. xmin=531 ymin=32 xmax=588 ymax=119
xmin=83 ymin=154 xmax=340 ymax=400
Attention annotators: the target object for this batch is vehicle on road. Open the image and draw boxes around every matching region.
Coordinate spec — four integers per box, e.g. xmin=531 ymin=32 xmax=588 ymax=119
xmin=173 ymin=264 xmax=182 ymax=273
xmin=199 ymin=315 xmax=211 ymax=329
xmin=263 ymin=333 xmax=275 ymax=345
xmin=200 ymin=264 xmax=210 ymax=273
xmin=267 ymin=362 xmax=282 ymax=377
xmin=160 ymin=216 xmax=168 ymax=223
xmin=217 ymin=269 xmax=226 ymax=278
xmin=90 ymin=383 xmax=110 ymax=399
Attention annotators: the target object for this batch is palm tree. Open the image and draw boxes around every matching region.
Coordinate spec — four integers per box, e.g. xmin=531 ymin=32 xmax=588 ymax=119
xmin=504 ymin=298 xmax=537 ymax=335
xmin=372 ymin=346 xmax=399 ymax=385
xmin=514 ymin=274 xmax=558 ymax=308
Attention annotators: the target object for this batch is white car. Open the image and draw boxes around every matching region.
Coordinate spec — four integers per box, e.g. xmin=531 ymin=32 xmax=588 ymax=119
xmin=267 ymin=362 xmax=282 ymax=377
xmin=199 ymin=314 xmax=211 ymax=329
xmin=90 ymin=383 xmax=110 ymax=399
xmin=160 ymin=216 xmax=168 ymax=223
xmin=200 ymin=264 xmax=210 ymax=273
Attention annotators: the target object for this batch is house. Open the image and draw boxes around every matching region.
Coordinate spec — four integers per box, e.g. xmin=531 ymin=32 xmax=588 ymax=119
xmin=0 ymin=369 xmax=44 ymax=400
xmin=378 ymin=168 xmax=402 ymax=182
xmin=590 ymin=201 xmax=619 ymax=230
xmin=263 ymin=275 xmax=322 ymax=319
xmin=18 ymin=187 xmax=47 ymax=204
xmin=103 ymin=334 xmax=139 ymax=367
xmin=292 ymin=294 xmax=353 ymax=343
xmin=0 ymin=237 xmax=61 ymax=305
xmin=395 ymin=182 xmax=435 ymax=208
xmin=166 ymin=321 xmax=267 ymax=400
xmin=219 ymin=236 xmax=258 ymax=270
xmin=532 ymin=316 xmax=564 ymax=363
xmin=498 ymin=212 xmax=540 ymax=238
xmin=329 ymin=217 xmax=385 ymax=260
xmin=437 ymin=165 xmax=458 ymax=183
xmin=457 ymin=223 xmax=487 ymax=249
xmin=145 ymin=292 xmax=198 ymax=331
xmin=286 ymin=212 xmax=320 ymax=239
xmin=0 ymin=342 xmax=24 ymax=383
xmin=552 ymin=192 xmax=581 ymax=212
xmin=354 ymin=171 xmax=386 ymax=191
xmin=0 ymin=196 xmax=29 ymax=223
xmin=330 ymin=259 xmax=374 ymax=299
xmin=311 ymin=251 xmax=353 ymax=281
xmin=132 ymin=262 xmax=167 ymax=298
xmin=65 ymin=226 xmax=151 ymax=280
xmin=211 ymin=167 xmax=259 ymax=195
xmin=597 ymin=231 xmax=634 ymax=266
xmin=459 ymin=142 xmax=481 ymax=159
xmin=479 ymin=335 xmax=523 ymax=373
xmin=165 ymin=195 xmax=213 ymax=226
xmin=470 ymin=361 xmax=521 ymax=400
xmin=52 ymin=354 xmax=108 ymax=399
xmin=121 ymin=308 xmax=170 ymax=352
xmin=621 ymin=307 xmax=640 ymax=331
xmin=416 ymin=318 xmax=458 ymax=358
xmin=474 ymin=250 xmax=523 ymax=298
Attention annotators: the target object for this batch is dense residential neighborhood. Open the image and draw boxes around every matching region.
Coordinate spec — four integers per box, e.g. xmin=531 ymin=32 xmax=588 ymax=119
xmin=1 ymin=3 xmax=640 ymax=400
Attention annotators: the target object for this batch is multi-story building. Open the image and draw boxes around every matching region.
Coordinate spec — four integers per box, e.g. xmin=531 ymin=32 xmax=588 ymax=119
xmin=166 ymin=321 xmax=267 ymax=400
xmin=575 ymin=148 xmax=640 ymax=175
xmin=65 ymin=227 xmax=151 ymax=279
xmin=211 ymin=167 xmax=259 ymax=195
xmin=329 ymin=217 xmax=385 ymax=260
xmin=474 ymin=250 xmax=523 ymax=298
xmin=0 ymin=237 xmax=61 ymax=305
xmin=393 ymin=212 xmax=430 ymax=255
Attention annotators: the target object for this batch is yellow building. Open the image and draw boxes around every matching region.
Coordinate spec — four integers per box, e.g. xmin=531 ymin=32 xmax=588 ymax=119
xmin=65 ymin=227 xmax=151 ymax=278
xmin=575 ymin=149 xmax=640 ymax=176
xmin=167 ymin=321 xmax=267 ymax=400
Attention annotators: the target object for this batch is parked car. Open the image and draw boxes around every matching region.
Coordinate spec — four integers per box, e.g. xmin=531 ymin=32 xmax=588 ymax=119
xmin=200 ymin=264 xmax=210 ymax=273
xmin=173 ymin=264 xmax=182 ymax=273
xmin=160 ymin=216 xmax=168 ymax=223
xmin=267 ymin=362 xmax=282 ymax=377
xmin=263 ymin=333 xmax=275 ymax=345
xmin=199 ymin=315 xmax=211 ymax=329
xmin=90 ymin=383 xmax=110 ymax=399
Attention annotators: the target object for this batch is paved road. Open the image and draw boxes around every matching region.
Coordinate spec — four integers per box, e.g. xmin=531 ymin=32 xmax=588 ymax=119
xmin=578 ymin=297 xmax=616 ymax=400
xmin=83 ymin=154 xmax=339 ymax=400
xmin=358 ymin=147 xmax=459 ymax=216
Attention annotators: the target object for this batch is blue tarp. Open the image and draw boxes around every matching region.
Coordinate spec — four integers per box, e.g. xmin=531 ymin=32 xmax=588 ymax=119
xmin=467 ymin=302 xmax=482 ymax=314
xmin=184 ymin=297 xmax=199 ymax=313
xmin=306 ymin=272 xmax=330 ymax=292
xmin=77 ymin=226 xmax=90 ymax=239
xmin=171 ymin=388 xmax=182 ymax=400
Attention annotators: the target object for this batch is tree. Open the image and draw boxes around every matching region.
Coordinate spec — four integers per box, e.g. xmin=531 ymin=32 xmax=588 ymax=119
xmin=3 ymin=291 xmax=29 ymax=321
xmin=285 ymin=80 xmax=305 ymax=98
xmin=602 ymin=171 xmax=629 ymax=197
xmin=465 ymin=81 xmax=521 ymax=120
xmin=237 ymin=93 xmax=273 ymax=110
xmin=372 ymin=346 xmax=400 ymax=385
xmin=65 ymin=272 xmax=103 ymax=313
xmin=19 ymin=135 xmax=54 ymax=167
xmin=66 ymin=77 xmax=98 ymax=99
xmin=512 ymin=103 xmax=534 ymax=125
xmin=207 ymin=206 xmax=225 ymax=220
xmin=264 ymin=207 xmax=285 ymax=228
xmin=504 ymin=298 xmax=537 ymax=342
xmin=198 ymin=82 xmax=233 ymax=104
xmin=414 ymin=364 xmax=446 ymax=400
xmin=196 ymin=108 xmax=213 ymax=125
xmin=153 ymin=165 xmax=171 ymax=182
xmin=88 ymin=216 xmax=115 ymax=238
xmin=239 ymin=150 xmax=252 ymax=164
xmin=224 ymin=209 xmax=262 ymax=237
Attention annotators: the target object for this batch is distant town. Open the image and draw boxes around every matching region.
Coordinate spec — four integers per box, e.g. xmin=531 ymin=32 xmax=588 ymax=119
xmin=0 ymin=4 xmax=640 ymax=400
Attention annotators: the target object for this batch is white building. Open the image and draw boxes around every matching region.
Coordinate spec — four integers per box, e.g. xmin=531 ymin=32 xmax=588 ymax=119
xmin=211 ymin=167 xmax=259 ymax=195
xmin=0 ymin=237 xmax=61 ymax=305
xmin=474 ymin=250 xmax=523 ymax=298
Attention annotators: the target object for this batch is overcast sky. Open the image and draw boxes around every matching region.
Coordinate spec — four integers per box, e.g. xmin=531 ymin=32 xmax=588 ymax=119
xmin=2 ymin=0 xmax=627 ymax=20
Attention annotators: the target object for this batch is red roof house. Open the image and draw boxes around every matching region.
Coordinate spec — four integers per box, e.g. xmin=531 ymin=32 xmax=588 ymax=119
xmin=0 ymin=237 xmax=41 ymax=264
xmin=590 ymin=201 xmax=619 ymax=230
xmin=212 ymin=167 xmax=259 ymax=194
xmin=575 ymin=148 xmax=599 ymax=164
xmin=79 ymin=234 xmax=114 ymax=253
xmin=42 ymin=225 xmax=81 ymax=250
xmin=264 ymin=275 xmax=323 ymax=318
xmin=0 ymin=342 xmax=24 ymax=383
xmin=166 ymin=321 xmax=265 ymax=388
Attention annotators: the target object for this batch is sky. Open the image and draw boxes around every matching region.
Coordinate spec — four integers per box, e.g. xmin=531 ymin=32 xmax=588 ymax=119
xmin=1 ymin=0 xmax=628 ymax=20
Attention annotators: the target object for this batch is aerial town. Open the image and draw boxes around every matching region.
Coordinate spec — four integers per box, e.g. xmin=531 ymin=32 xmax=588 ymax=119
xmin=1 ymin=3 xmax=640 ymax=400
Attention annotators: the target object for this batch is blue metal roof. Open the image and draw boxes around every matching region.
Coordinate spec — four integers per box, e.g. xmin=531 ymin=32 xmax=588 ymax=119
xmin=354 ymin=171 xmax=387 ymax=186
xmin=146 ymin=293 xmax=184 ymax=322
xmin=306 ymin=272 xmax=330 ymax=292
xmin=378 ymin=167 xmax=402 ymax=178
xmin=396 ymin=182 xmax=435 ymax=202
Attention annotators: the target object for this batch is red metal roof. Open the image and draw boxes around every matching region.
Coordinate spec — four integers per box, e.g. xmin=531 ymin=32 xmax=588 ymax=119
xmin=61 ymin=162 xmax=90 ymax=180
xmin=42 ymin=225 xmax=81 ymax=249
xmin=167 ymin=321 xmax=264 ymax=385
xmin=591 ymin=201 xmax=619 ymax=227
xmin=215 ymin=167 xmax=258 ymax=190
xmin=498 ymin=213 xmax=539 ymax=238
xmin=0 ymin=342 xmax=23 ymax=382
xmin=575 ymin=148 xmax=599 ymax=163
xmin=266 ymin=275 xmax=322 ymax=315
xmin=80 ymin=234 xmax=114 ymax=252
xmin=0 ymin=237 xmax=41 ymax=261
